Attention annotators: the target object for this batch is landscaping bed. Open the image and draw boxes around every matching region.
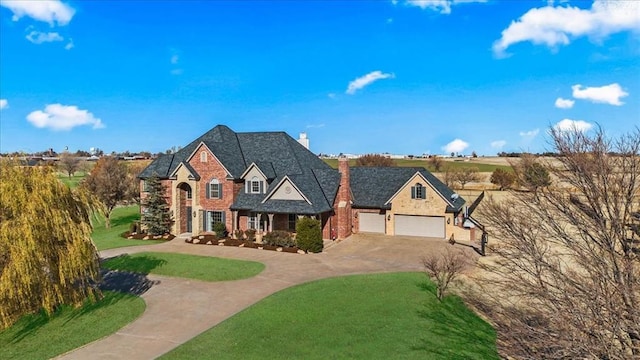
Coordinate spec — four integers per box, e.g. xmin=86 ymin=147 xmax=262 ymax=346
xmin=121 ymin=231 xmax=175 ymax=241
xmin=185 ymin=234 xmax=303 ymax=254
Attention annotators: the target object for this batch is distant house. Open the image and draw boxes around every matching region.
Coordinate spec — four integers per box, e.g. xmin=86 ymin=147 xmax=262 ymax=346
xmin=139 ymin=125 xmax=481 ymax=241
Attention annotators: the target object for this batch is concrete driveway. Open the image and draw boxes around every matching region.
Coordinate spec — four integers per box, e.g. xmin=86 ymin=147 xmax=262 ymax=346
xmin=57 ymin=234 xmax=476 ymax=360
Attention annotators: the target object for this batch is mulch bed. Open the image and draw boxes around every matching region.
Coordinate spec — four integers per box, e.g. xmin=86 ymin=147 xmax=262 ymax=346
xmin=121 ymin=231 xmax=175 ymax=241
xmin=185 ymin=234 xmax=302 ymax=254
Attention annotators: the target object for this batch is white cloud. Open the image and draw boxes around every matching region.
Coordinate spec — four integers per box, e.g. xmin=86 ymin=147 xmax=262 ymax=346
xmin=170 ymin=54 xmax=179 ymax=64
xmin=405 ymin=0 xmax=487 ymax=14
xmin=442 ymin=139 xmax=469 ymax=154
xmin=26 ymin=30 xmax=63 ymax=44
xmin=490 ymin=140 xmax=507 ymax=149
xmin=571 ymin=83 xmax=628 ymax=106
xmin=0 ymin=0 xmax=75 ymax=26
xmin=0 ymin=99 xmax=7 ymax=110
xmin=493 ymin=1 xmax=640 ymax=57
xmin=554 ymin=119 xmax=593 ymax=132
xmin=26 ymin=104 xmax=104 ymax=131
xmin=346 ymin=71 xmax=395 ymax=95
xmin=519 ymin=129 xmax=540 ymax=137
xmin=554 ymin=97 xmax=575 ymax=109
xmin=64 ymin=38 xmax=74 ymax=50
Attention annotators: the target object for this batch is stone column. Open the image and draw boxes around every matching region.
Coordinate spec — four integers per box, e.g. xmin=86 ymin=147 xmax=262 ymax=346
xmin=267 ymin=213 xmax=274 ymax=232
xmin=231 ymin=211 xmax=238 ymax=237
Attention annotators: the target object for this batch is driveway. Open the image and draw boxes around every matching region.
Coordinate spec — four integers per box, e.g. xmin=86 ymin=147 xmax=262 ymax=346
xmin=57 ymin=234 xmax=476 ymax=360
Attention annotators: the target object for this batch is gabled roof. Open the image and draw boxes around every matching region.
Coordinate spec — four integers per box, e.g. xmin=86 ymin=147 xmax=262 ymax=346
xmin=350 ymin=166 xmax=465 ymax=212
xmin=168 ymin=161 xmax=201 ymax=181
xmin=240 ymin=161 xmax=275 ymax=180
xmin=138 ymin=153 xmax=176 ymax=178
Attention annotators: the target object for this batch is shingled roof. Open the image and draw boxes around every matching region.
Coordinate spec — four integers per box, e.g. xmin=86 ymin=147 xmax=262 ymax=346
xmin=350 ymin=167 xmax=465 ymax=212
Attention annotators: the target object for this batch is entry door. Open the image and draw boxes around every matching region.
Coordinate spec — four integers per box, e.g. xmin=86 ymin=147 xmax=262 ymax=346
xmin=186 ymin=206 xmax=192 ymax=232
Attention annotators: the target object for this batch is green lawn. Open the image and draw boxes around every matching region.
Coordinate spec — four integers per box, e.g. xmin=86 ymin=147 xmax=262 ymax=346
xmin=0 ymin=291 xmax=145 ymax=360
xmin=57 ymin=171 xmax=87 ymax=188
xmin=91 ymin=205 xmax=165 ymax=251
xmin=102 ymin=252 xmax=265 ymax=282
xmin=323 ymin=158 xmax=510 ymax=172
xmin=161 ymin=272 xmax=498 ymax=360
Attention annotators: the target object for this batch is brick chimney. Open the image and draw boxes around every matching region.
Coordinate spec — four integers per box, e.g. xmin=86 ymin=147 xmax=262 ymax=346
xmin=335 ymin=156 xmax=352 ymax=239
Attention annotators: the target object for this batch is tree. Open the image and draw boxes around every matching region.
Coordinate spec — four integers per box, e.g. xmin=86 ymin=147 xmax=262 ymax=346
xmin=355 ymin=154 xmax=394 ymax=167
xmin=469 ymin=127 xmax=640 ymax=359
xmin=81 ymin=157 xmax=128 ymax=228
xmin=513 ymin=154 xmax=550 ymax=192
xmin=422 ymin=248 xmax=471 ymax=301
xmin=125 ymin=161 xmax=148 ymax=205
xmin=429 ymin=155 xmax=444 ymax=172
xmin=453 ymin=167 xmax=480 ymax=189
xmin=58 ymin=151 xmax=82 ymax=177
xmin=490 ymin=168 xmax=516 ymax=190
xmin=0 ymin=161 xmax=101 ymax=329
xmin=140 ymin=174 xmax=172 ymax=236
xmin=295 ymin=217 xmax=323 ymax=253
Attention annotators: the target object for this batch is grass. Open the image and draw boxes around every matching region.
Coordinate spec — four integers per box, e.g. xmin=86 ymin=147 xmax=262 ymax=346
xmin=101 ymin=252 xmax=265 ymax=282
xmin=91 ymin=205 xmax=165 ymax=251
xmin=161 ymin=272 xmax=498 ymax=360
xmin=57 ymin=171 xmax=87 ymax=188
xmin=323 ymin=158 xmax=510 ymax=172
xmin=0 ymin=291 xmax=145 ymax=360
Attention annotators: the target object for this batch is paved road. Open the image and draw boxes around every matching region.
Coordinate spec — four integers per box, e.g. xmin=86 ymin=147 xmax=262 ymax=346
xmin=56 ymin=234 xmax=475 ymax=360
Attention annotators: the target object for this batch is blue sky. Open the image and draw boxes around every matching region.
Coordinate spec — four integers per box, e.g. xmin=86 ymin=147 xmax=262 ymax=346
xmin=1 ymin=0 xmax=638 ymax=156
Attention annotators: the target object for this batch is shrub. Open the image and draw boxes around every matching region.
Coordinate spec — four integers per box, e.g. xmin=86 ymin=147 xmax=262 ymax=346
xmin=244 ymin=229 xmax=256 ymax=242
xmin=263 ymin=231 xmax=295 ymax=247
xmin=234 ymin=229 xmax=244 ymax=240
xmin=212 ymin=222 xmax=227 ymax=239
xmin=295 ymin=217 xmax=323 ymax=253
xmin=129 ymin=221 xmax=140 ymax=234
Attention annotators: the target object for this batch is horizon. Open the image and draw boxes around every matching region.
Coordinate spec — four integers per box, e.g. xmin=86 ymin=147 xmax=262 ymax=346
xmin=1 ymin=1 xmax=638 ymax=156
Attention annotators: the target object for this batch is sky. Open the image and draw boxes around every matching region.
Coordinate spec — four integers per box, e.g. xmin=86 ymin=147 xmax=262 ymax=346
xmin=0 ymin=0 xmax=639 ymax=156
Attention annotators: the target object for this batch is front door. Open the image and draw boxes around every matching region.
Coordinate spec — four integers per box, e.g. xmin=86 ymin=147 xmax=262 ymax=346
xmin=186 ymin=206 xmax=192 ymax=232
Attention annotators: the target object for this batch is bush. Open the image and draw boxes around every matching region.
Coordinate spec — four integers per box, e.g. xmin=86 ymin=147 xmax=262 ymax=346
xmin=233 ymin=229 xmax=244 ymax=240
xmin=295 ymin=217 xmax=323 ymax=253
xmin=212 ymin=222 xmax=227 ymax=239
xmin=263 ymin=231 xmax=295 ymax=247
xmin=244 ymin=229 xmax=256 ymax=242
xmin=129 ymin=221 xmax=139 ymax=234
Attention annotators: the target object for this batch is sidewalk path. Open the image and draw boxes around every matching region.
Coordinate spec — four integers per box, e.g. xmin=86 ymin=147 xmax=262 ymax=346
xmin=57 ymin=234 xmax=472 ymax=359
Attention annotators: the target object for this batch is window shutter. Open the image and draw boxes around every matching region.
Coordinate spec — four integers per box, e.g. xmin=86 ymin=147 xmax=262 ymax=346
xmin=259 ymin=181 xmax=264 ymax=194
xmin=411 ymin=186 xmax=416 ymax=199
xmin=218 ymin=183 xmax=223 ymax=199
xmin=206 ymin=183 xmax=210 ymax=199
xmin=201 ymin=210 xmax=207 ymax=232
xmin=245 ymin=181 xmax=249 ymax=193
xmin=221 ymin=211 xmax=226 ymax=225
xmin=421 ymin=187 xmax=426 ymax=199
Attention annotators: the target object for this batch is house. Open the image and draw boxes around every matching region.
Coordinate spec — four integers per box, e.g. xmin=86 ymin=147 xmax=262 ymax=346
xmin=138 ymin=125 xmax=482 ymax=242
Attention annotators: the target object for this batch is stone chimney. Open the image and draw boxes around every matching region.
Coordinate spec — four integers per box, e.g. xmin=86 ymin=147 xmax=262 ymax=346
xmin=335 ymin=156 xmax=352 ymax=239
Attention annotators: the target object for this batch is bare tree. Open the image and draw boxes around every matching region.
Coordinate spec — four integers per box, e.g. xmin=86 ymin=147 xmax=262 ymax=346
xmin=429 ymin=155 xmax=444 ymax=172
xmin=355 ymin=154 xmax=395 ymax=167
xmin=58 ymin=151 xmax=81 ymax=177
xmin=422 ymin=248 xmax=472 ymax=301
xmin=469 ymin=126 xmax=640 ymax=359
xmin=453 ymin=167 xmax=480 ymax=189
xmin=490 ymin=168 xmax=516 ymax=190
xmin=512 ymin=154 xmax=550 ymax=192
xmin=80 ymin=157 xmax=129 ymax=228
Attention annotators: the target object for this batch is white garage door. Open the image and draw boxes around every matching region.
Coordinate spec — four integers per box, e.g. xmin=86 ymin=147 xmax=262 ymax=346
xmin=359 ymin=212 xmax=386 ymax=233
xmin=395 ymin=215 xmax=445 ymax=238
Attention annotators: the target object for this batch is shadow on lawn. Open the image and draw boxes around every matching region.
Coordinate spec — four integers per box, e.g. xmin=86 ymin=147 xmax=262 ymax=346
xmin=101 ymin=254 xmax=167 ymax=275
xmin=109 ymin=212 xmax=140 ymax=227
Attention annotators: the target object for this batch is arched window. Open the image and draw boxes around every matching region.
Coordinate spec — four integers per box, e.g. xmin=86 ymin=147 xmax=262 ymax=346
xmin=200 ymin=151 xmax=207 ymax=162
xmin=207 ymin=178 xmax=222 ymax=199
xmin=411 ymin=183 xmax=426 ymax=199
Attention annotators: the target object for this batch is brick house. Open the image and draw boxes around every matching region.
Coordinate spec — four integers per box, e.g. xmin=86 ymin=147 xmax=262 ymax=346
xmin=139 ymin=125 xmax=482 ymax=241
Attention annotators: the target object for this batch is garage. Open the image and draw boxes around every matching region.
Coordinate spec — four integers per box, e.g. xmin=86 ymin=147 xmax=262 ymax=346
xmin=395 ymin=215 xmax=445 ymax=238
xmin=358 ymin=212 xmax=386 ymax=233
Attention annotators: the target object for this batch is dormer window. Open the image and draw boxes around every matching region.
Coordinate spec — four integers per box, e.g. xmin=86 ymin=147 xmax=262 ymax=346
xmin=251 ymin=176 xmax=262 ymax=194
xmin=200 ymin=151 xmax=207 ymax=162
xmin=411 ymin=183 xmax=426 ymax=199
xmin=206 ymin=178 xmax=222 ymax=199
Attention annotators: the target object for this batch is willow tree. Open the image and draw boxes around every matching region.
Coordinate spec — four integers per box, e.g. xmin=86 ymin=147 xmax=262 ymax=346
xmin=0 ymin=161 xmax=101 ymax=329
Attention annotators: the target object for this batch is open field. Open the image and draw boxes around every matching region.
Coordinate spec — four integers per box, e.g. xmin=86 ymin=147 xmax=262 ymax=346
xmin=91 ymin=205 xmax=165 ymax=251
xmin=323 ymin=157 xmax=512 ymax=172
xmin=102 ymin=252 xmax=265 ymax=282
xmin=161 ymin=272 xmax=498 ymax=360
xmin=0 ymin=291 xmax=145 ymax=360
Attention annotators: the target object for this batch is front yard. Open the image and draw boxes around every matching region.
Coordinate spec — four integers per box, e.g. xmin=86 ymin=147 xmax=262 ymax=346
xmin=91 ymin=205 xmax=165 ymax=250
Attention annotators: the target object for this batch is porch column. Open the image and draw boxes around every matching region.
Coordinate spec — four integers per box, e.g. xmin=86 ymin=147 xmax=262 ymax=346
xmin=257 ymin=213 xmax=263 ymax=232
xmin=267 ymin=213 xmax=274 ymax=232
xmin=231 ymin=210 xmax=238 ymax=237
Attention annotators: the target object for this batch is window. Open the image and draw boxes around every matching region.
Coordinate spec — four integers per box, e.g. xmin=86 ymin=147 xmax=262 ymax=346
xmin=142 ymin=180 xmax=149 ymax=192
xmin=186 ymin=186 xmax=192 ymax=199
xmin=250 ymin=176 xmax=262 ymax=194
xmin=205 ymin=210 xmax=225 ymax=231
xmin=207 ymin=179 xmax=222 ymax=199
xmin=248 ymin=212 xmax=259 ymax=230
xmin=200 ymin=151 xmax=207 ymax=162
xmin=411 ymin=183 xmax=426 ymax=199
xmin=288 ymin=214 xmax=297 ymax=231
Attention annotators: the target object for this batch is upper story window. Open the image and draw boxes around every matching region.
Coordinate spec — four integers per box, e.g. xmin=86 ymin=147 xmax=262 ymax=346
xmin=206 ymin=178 xmax=222 ymax=199
xmin=200 ymin=151 xmax=207 ymax=162
xmin=411 ymin=183 xmax=426 ymax=200
xmin=250 ymin=176 xmax=262 ymax=194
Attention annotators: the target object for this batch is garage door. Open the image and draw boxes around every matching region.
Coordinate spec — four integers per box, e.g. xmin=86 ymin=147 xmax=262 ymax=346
xmin=395 ymin=215 xmax=445 ymax=238
xmin=359 ymin=212 xmax=386 ymax=233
